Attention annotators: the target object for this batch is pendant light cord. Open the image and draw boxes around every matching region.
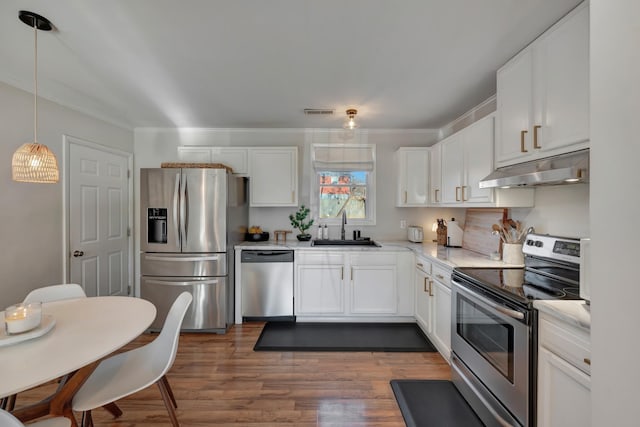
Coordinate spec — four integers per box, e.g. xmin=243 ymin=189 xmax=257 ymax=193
xmin=33 ymin=23 xmax=38 ymax=144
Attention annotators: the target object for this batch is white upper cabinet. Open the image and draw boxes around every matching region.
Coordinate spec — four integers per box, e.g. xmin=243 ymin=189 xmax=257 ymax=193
xmin=249 ymin=147 xmax=298 ymax=207
xmin=176 ymin=146 xmax=249 ymax=175
xmin=211 ymin=148 xmax=249 ymax=175
xmin=496 ymin=2 xmax=589 ymax=167
xmin=396 ymin=148 xmax=429 ymax=207
xmin=441 ymin=115 xmax=495 ymax=204
xmin=429 ymin=144 xmax=442 ymax=205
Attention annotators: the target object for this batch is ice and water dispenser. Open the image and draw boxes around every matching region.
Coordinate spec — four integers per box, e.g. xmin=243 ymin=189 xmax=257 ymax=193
xmin=147 ymin=208 xmax=167 ymax=244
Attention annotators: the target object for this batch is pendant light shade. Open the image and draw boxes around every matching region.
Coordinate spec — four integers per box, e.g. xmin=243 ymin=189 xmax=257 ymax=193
xmin=12 ymin=11 xmax=59 ymax=184
xmin=343 ymin=108 xmax=359 ymax=130
xmin=12 ymin=143 xmax=59 ymax=183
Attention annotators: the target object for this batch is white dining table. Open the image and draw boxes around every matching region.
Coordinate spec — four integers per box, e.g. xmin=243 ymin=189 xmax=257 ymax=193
xmin=0 ymin=296 xmax=156 ymax=425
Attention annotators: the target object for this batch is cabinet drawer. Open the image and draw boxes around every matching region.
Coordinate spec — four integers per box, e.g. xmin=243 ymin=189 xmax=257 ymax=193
xmin=297 ymin=252 xmax=344 ymax=265
xmin=415 ymin=256 xmax=432 ymax=275
xmin=539 ymin=315 xmax=591 ymax=375
xmin=432 ymin=264 xmax=452 ymax=287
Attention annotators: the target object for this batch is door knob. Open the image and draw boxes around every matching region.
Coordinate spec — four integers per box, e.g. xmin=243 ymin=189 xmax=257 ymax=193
xmin=73 ymin=250 xmax=84 ymax=257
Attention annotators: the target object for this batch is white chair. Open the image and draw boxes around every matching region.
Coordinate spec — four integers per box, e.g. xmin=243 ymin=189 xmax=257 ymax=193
xmin=0 ymin=409 xmax=71 ymax=427
xmin=1 ymin=285 xmax=88 ymax=412
xmin=23 ymin=284 xmax=86 ymax=304
xmin=72 ymin=292 xmax=192 ymax=427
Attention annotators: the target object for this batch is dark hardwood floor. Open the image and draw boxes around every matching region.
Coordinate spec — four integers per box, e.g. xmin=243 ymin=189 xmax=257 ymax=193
xmin=18 ymin=322 xmax=451 ymax=426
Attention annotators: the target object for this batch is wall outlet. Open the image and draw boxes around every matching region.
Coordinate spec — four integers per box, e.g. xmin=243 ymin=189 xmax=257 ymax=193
xmin=400 ymin=220 xmax=407 ymax=229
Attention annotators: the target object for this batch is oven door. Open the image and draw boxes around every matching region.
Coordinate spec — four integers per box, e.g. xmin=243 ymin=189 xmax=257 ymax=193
xmin=451 ymin=279 xmax=531 ymax=426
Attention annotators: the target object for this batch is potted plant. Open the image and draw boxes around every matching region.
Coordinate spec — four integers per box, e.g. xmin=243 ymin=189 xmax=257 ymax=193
xmin=289 ymin=205 xmax=314 ymax=241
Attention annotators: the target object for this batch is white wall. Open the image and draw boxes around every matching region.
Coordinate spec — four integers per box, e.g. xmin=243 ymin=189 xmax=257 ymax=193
xmin=510 ymin=184 xmax=589 ymax=237
xmin=0 ymin=81 xmax=134 ymax=308
xmin=590 ymin=1 xmax=640 ymax=425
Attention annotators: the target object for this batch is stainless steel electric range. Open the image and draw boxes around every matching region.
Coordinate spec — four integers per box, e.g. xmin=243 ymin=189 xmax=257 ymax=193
xmin=451 ymin=233 xmax=583 ymax=427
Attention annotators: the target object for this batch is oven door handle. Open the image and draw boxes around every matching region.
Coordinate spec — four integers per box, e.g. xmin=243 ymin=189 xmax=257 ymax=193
xmin=453 ymin=279 xmax=525 ymax=320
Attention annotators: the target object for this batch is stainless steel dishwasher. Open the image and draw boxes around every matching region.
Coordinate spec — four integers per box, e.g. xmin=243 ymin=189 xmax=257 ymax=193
xmin=241 ymin=250 xmax=294 ymax=321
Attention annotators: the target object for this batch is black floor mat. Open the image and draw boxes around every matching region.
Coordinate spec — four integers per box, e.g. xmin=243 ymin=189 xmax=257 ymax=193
xmin=390 ymin=380 xmax=485 ymax=427
xmin=253 ymin=322 xmax=436 ymax=352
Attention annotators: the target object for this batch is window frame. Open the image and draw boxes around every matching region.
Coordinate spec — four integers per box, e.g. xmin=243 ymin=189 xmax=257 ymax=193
xmin=310 ymin=143 xmax=376 ymax=226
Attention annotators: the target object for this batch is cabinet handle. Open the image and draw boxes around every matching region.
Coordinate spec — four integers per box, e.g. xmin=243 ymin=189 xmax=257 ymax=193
xmin=434 ymin=189 xmax=439 ymax=202
xmin=436 ymin=274 xmax=444 ymax=280
xmin=404 ymin=191 xmax=408 ymax=204
xmin=455 ymin=186 xmax=461 ymax=201
xmin=533 ymin=125 xmax=542 ymax=149
xmin=462 ymin=186 xmax=467 ymax=201
xmin=341 ymin=266 xmax=344 ymax=280
xmin=584 ymin=357 xmax=591 ymax=366
xmin=428 ymin=280 xmax=433 ymax=296
xmin=520 ymin=130 xmax=528 ymax=153
xmin=416 ymin=263 xmax=424 ymax=268
xmin=424 ymin=277 xmax=428 ymax=293
xmin=291 ymin=191 xmax=295 ymax=202
xmin=351 ymin=267 xmax=353 ymax=282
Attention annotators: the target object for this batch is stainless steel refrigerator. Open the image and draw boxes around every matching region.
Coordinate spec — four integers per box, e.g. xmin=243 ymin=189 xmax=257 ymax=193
xmin=140 ymin=167 xmax=247 ymax=332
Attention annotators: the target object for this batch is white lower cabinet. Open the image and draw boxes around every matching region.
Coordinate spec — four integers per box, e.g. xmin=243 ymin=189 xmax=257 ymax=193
xmin=414 ymin=255 xmax=452 ymax=360
xmin=295 ymin=250 xmax=412 ymax=319
xmin=537 ymin=312 xmax=591 ymax=427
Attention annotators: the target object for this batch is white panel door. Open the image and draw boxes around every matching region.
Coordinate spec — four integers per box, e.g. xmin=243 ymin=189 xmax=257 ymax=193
xmin=432 ymin=279 xmax=452 ymax=359
xmin=440 ymin=134 xmax=464 ymax=204
xmin=462 ymin=116 xmax=494 ymax=204
xmin=69 ymin=143 xmax=129 ymax=297
xmin=249 ymin=147 xmax=298 ymax=207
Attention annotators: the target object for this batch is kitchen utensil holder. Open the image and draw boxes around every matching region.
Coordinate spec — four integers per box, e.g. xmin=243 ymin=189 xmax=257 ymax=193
xmin=503 ymin=243 xmax=524 ymax=265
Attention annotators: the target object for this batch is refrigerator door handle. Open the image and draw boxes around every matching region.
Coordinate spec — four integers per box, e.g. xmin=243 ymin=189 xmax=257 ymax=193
xmin=173 ymin=173 xmax=181 ymax=248
xmin=144 ymin=255 xmax=220 ymax=262
xmin=184 ymin=175 xmax=189 ymax=242
xmin=144 ymin=279 xmax=220 ymax=286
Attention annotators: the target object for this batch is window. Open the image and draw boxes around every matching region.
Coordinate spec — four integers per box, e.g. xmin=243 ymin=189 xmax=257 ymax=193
xmin=311 ymin=144 xmax=375 ymax=225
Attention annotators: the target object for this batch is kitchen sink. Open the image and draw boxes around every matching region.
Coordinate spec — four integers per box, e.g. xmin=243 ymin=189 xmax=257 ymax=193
xmin=311 ymin=239 xmax=381 ymax=247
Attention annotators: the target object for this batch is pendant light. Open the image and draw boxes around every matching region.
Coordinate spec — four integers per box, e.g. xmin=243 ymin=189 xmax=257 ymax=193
xmin=12 ymin=11 xmax=59 ymax=184
xmin=343 ymin=108 xmax=359 ymax=130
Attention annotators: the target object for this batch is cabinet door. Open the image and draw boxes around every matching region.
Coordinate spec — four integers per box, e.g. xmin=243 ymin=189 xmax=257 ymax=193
xmin=396 ymin=148 xmax=429 ymax=206
xmin=429 ymin=144 xmax=442 ymax=204
xmin=440 ymin=134 xmax=464 ymax=204
xmin=415 ymin=268 xmax=431 ymax=334
xmin=462 ymin=116 xmax=494 ymax=204
xmin=537 ymin=346 xmax=591 ymax=427
xmin=211 ymin=148 xmax=249 ymax=175
xmin=350 ymin=265 xmax=397 ymax=314
xmin=496 ymin=49 xmax=535 ymax=166
xmin=249 ymin=147 xmax=298 ymax=207
xmin=534 ymin=3 xmax=589 ymax=155
xmin=432 ymin=279 xmax=451 ymax=360
xmin=295 ymin=264 xmax=344 ymax=315
xmin=177 ymin=146 xmax=212 ymax=162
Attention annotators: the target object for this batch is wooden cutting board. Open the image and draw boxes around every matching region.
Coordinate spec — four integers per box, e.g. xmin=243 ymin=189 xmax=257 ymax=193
xmin=462 ymin=208 xmax=508 ymax=256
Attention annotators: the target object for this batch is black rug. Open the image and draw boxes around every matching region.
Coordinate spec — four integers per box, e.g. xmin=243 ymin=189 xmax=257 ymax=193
xmin=390 ymin=380 xmax=484 ymax=427
xmin=253 ymin=322 xmax=436 ymax=352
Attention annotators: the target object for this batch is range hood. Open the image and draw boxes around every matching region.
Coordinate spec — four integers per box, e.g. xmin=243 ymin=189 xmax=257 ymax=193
xmin=479 ymin=149 xmax=589 ymax=188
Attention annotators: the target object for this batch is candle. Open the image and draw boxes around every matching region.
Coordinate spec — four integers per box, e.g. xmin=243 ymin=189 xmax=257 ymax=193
xmin=4 ymin=302 xmax=42 ymax=334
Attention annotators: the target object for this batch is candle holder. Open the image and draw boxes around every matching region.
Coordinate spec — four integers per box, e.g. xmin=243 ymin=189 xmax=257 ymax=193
xmin=4 ymin=302 xmax=42 ymax=335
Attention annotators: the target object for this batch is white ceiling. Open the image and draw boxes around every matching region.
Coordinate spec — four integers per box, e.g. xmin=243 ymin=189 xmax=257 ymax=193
xmin=0 ymin=0 xmax=583 ymax=130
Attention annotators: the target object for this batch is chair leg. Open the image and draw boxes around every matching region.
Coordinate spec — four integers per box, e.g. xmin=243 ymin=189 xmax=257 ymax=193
xmin=80 ymin=410 xmax=94 ymax=427
xmin=161 ymin=375 xmax=178 ymax=408
xmin=157 ymin=379 xmax=180 ymax=427
xmin=6 ymin=394 xmax=16 ymax=411
xmin=102 ymin=402 xmax=123 ymax=418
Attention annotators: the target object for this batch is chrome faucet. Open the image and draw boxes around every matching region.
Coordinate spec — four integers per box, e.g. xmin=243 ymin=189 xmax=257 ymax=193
xmin=341 ymin=210 xmax=347 ymax=240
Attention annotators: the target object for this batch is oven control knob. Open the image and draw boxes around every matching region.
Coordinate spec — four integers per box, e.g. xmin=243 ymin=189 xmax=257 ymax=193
xmin=526 ymin=240 xmax=534 ymax=246
xmin=535 ymin=241 xmax=543 ymax=247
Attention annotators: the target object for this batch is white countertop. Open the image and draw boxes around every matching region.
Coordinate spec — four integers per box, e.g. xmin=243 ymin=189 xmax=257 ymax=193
xmin=235 ymin=239 xmax=522 ymax=268
xmin=534 ymin=300 xmax=591 ymax=330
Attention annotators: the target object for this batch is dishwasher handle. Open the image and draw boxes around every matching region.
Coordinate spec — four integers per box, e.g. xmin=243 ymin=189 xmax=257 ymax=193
xmin=241 ymin=250 xmax=294 ymax=263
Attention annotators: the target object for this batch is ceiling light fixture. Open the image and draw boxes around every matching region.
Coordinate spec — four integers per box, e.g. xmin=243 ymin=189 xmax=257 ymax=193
xmin=12 ymin=11 xmax=59 ymax=184
xmin=343 ymin=108 xmax=359 ymax=130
